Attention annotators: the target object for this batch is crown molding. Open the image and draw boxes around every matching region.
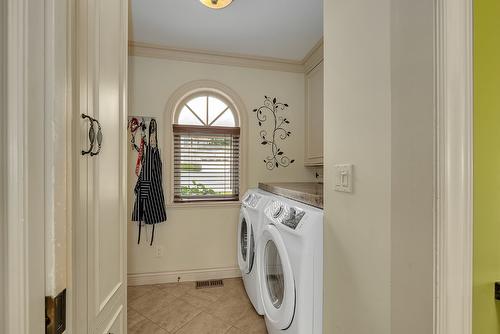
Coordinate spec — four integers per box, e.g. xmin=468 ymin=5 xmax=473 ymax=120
xmin=129 ymin=39 xmax=324 ymax=74
xmin=303 ymin=38 xmax=324 ymax=73
xmin=129 ymin=41 xmax=305 ymax=73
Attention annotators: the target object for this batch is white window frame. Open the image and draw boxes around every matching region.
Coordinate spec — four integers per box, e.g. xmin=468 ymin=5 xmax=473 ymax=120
xmin=175 ymin=92 xmax=239 ymax=127
xmin=165 ymin=80 xmax=248 ymax=207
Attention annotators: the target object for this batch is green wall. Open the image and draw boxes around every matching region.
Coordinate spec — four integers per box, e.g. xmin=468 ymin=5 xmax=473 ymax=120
xmin=474 ymin=0 xmax=500 ymax=332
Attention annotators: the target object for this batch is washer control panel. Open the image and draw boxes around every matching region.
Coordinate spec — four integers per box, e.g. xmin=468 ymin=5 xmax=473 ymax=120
xmin=282 ymin=207 xmax=306 ymax=230
xmin=265 ymin=200 xmax=305 ymax=230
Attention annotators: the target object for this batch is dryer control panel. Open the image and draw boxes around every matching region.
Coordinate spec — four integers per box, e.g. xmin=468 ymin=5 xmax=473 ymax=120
xmin=265 ymin=200 xmax=305 ymax=230
xmin=242 ymin=193 xmax=261 ymax=209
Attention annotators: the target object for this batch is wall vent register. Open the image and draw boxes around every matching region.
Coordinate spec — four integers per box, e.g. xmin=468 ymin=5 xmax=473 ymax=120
xmin=196 ymin=279 xmax=224 ymax=289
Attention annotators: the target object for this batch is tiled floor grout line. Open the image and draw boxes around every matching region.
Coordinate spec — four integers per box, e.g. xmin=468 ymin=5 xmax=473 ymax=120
xmin=204 ymin=311 xmax=236 ymax=332
xmin=155 ymin=287 xmax=223 ymax=333
xmin=169 ymin=310 xmax=205 ymax=334
xmin=131 ymin=291 xmax=186 ymax=332
xmin=181 ymin=286 xmax=237 ymax=332
xmin=131 ymin=305 xmax=162 ymax=328
xmin=129 ymin=306 xmax=172 ymax=333
xmin=171 ymin=310 xmax=203 ymax=333
xmin=190 ymin=290 xmax=236 ymax=330
xmin=131 ymin=288 xmax=203 ymax=332
xmin=204 ymin=285 xmax=255 ymax=331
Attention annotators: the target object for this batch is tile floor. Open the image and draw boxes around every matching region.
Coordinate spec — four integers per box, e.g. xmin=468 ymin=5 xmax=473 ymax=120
xmin=128 ymin=278 xmax=268 ymax=334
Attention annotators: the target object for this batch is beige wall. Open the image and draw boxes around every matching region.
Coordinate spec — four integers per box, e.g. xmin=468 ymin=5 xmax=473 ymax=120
xmin=127 ymin=56 xmax=315 ymax=275
xmin=390 ymin=0 xmax=434 ymax=333
xmin=324 ymin=1 xmax=392 ymax=333
xmin=324 ymin=0 xmax=434 ymax=333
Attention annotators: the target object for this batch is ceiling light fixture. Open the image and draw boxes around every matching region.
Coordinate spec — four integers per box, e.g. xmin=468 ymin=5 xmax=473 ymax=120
xmin=200 ymin=0 xmax=233 ymax=9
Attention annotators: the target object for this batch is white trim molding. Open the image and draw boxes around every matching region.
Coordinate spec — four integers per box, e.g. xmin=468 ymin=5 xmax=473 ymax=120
xmin=5 ymin=1 xmax=29 ymax=333
xmin=303 ymin=38 xmax=324 ymax=74
xmin=0 ymin=0 xmax=7 ymax=332
xmin=3 ymin=1 xmax=71 ymax=332
xmin=128 ymin=267 xmax=242 ymax=286
xmin=129 ymin=41 xmax=304 ymax=73
xmin=434 ymin=0 xmax=473 ymax=333
xmin=129 ymin=39 xmax=323 ymax=74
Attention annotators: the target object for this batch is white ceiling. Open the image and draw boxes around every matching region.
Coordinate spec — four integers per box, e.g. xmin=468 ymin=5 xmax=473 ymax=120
xmin=130 ymin=0 xmax=323 ymax=61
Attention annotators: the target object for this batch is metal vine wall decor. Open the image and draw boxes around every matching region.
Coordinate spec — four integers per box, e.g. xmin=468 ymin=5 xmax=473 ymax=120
xmin=253 ymin=96 xmax=295 ymax=170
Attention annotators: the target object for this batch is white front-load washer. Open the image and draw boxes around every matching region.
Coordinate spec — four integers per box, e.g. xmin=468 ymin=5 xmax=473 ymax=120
xmin=257 ymin=195 xmax=323 ymax=334
xmin=238 ymin=189 xmax=272 ymax=315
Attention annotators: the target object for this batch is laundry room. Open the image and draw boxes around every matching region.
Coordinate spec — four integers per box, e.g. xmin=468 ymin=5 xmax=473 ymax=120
xmin=3 ymin=0 xmax=457 ymax=333
xmin=127 ymin=0 xmax=324 ymax=333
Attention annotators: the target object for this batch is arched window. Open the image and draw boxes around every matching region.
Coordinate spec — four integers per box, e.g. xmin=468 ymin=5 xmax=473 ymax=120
xmin=177 ymin=95 xmax=237 ymax=127
xmin=172 ymin=92 xmax=241 ymax=203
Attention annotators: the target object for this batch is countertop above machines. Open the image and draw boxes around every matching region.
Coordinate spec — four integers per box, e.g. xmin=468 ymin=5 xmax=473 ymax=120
xmin=258 ymin=182 xmax=323 ymax=209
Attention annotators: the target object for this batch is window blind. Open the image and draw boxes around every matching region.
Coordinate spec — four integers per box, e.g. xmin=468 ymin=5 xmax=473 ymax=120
xmin=173 ymin=124 xmax=240 ymax=202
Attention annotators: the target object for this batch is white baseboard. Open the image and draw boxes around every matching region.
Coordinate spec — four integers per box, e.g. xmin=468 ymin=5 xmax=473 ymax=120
xmin=128 ymin=267 xmax=242 ymax=286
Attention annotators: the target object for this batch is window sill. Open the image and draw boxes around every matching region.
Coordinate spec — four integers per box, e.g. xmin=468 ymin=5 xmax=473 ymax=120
xmin=167 ymin=201 xmax=242 ymax=209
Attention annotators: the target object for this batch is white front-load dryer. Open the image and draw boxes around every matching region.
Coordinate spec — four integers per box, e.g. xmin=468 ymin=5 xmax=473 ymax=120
xmin=258 ymin=196 xmax=323 ymax=334
xmin=238 ymin=189 xmax=271 ymax=315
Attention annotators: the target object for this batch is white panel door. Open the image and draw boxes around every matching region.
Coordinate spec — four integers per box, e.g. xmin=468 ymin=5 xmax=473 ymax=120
xmin=75 ymin=0 xmax=127 ymax=332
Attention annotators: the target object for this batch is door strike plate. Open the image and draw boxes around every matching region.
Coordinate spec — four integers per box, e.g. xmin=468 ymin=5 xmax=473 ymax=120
xmin=45 ymin=289 xmax=66 ymax=334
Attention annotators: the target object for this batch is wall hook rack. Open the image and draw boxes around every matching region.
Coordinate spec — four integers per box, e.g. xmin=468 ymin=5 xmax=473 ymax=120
xmin=128 ymin=116 xmax=156 ymax=153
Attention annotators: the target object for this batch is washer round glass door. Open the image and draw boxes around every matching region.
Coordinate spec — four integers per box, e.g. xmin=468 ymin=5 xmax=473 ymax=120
xmin=259 ymin=225 xmax=295 ymax=329
xmin=237 ymin=210 xmax=255 ymax=274
xmin=265 ymin=241 xmax=284 ymax=308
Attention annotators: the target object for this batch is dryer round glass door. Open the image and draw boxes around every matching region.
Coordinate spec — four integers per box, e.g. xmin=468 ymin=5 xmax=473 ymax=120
xmin=237 ymin=210 xmax=255 ymax=274
xmin=259 ymin=225 xmax=295 ymax=329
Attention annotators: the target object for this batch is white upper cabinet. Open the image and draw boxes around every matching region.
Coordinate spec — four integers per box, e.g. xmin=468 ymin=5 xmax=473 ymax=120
xmin=305 ymin=60 xmax=324 ymax=166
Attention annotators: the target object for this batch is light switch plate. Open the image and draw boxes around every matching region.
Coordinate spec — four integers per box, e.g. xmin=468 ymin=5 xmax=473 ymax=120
xmin=334 ymin=164 xmax=353 ymax=193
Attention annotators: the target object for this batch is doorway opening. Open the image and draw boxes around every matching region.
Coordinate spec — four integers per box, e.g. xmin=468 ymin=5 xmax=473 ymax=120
xmin=125 ymin=1 xmax=323 ymax=333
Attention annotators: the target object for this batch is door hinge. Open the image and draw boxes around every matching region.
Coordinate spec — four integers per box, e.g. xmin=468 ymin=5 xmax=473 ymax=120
xmin=45 ymin=289 xmax=66 ymax=334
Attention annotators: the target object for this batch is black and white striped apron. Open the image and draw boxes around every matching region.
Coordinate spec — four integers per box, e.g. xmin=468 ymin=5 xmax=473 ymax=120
xmin=132 ymin=143 xmax=167 ymax=245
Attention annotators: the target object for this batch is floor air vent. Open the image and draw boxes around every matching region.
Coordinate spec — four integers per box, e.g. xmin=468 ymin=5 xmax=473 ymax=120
xmin=196 ymin=279 xmax=224 ymax=289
